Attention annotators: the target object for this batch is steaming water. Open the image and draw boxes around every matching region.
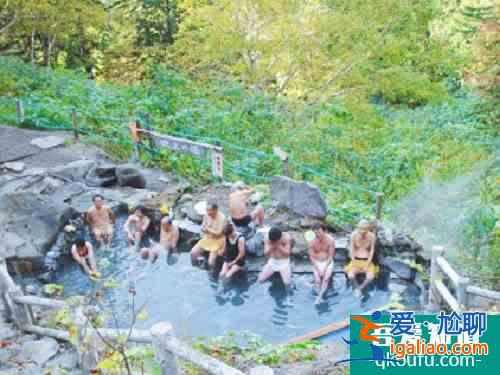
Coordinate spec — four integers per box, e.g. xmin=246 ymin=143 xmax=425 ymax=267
xmin=51 ymin=217 xmax=389 ymax=343
xmin=390 ymin=166 xmax=487 ymax=257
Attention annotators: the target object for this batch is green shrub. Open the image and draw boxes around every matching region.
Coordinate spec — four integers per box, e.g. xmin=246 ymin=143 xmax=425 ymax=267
xmin=374 ymin=66 xmax=449 ymax=107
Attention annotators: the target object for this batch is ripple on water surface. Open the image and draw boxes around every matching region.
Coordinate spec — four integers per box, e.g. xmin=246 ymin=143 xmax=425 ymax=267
xmin=53 ymin=223 xmax=389 ymax=342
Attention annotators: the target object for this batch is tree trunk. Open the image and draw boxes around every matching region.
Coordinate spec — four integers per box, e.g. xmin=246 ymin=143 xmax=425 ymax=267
xmin=42 ymin=35 xmax=49 ymax=66
xmin=163 ymin=0 xmax=174 ymax=45
xmin=47 ymin=35 xmax=56 ymax=66
xmin=30 ymin=31 xmax=35 ymax=65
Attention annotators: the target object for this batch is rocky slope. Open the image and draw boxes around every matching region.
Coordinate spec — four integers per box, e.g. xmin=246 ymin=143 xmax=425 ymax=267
xmin=0 ymin=124 xmax=428 ymax=374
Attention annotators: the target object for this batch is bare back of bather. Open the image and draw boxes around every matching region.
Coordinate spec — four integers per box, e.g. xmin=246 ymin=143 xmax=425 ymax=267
xmin=229 ymin=189 xmax=252 ymax=220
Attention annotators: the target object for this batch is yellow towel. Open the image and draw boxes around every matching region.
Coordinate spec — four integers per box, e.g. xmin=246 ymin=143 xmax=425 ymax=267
xmin=345 ymin=259 xmax=379 ymax=276
xmin=198 ymin=237 xmax=225 ymax=252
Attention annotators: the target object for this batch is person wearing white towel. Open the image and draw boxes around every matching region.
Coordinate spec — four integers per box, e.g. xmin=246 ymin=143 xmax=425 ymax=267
xmin=308 ymin=223 xmax=336 ymax=304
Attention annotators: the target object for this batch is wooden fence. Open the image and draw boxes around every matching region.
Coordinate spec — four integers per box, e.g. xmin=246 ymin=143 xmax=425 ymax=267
xmin=0 ymin=258 xmax=272 ymax=375
xmin=428 ymin=246 xmax=500 ymax=312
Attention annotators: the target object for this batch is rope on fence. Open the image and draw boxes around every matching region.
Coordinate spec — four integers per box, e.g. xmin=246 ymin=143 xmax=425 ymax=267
xmin=0 ymin=97 xmax=381 ymax=224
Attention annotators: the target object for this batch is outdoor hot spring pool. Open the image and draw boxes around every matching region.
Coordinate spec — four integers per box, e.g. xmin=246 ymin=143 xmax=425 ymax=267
xmin=43 ymin=217 xmax=390 ymax=343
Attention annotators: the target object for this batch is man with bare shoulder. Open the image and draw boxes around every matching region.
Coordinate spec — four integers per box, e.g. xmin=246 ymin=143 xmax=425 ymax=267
xmin=229 ymin=181 xmax=264 ymax=230
xmin=123 ymin=205 xmax=151 ymax=250
xmin=160 ymin=216 xmax=180 ymax=255
xmin=308 ymin=223 xmax=336 ymax=305
xmin=258 ymin=227 xmax=292 ymax=287
xmin=190 ymin=202 xmax=226 ymax=268
xmin=345 ymin=219 xmax=379 ymax=297
xmin=86 ymin=194 xmax=116 ymax=247
xmin=71 ymin=237 xmax=98 ymax=278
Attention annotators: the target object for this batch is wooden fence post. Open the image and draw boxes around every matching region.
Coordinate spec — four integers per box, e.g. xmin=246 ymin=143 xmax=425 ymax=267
xmin=457 ymin=276 xmax=470 ymax=312
xmin=428 ymin=245 xmax=444 ymax=310
xmin=375 ymin=192 xmax=384 ymax=220
xmin=151 ymin=322 xmax=181 ymax=375
xmin=71 ymin=109 xmax=79 ymax=141
xmin=7 ymin=288 xmax=33 ymax=328
xmin=282 ymin=157 xmax=289 ymax=177
xmin=75 ymin=307 xmax=101 ymax=371
xmin=16 ymin=99 xmax=24 ymax=124
xmin=0 ymin=258 xmax=32 ymax=328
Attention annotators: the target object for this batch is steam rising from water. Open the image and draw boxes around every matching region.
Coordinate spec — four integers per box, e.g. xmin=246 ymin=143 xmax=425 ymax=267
xmin=391 ymin=163 xmax=489 ymax=257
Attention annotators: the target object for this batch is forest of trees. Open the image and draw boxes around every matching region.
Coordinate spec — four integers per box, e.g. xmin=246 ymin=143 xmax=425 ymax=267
xmin=0 ymin=0 xmax=498 ymax=283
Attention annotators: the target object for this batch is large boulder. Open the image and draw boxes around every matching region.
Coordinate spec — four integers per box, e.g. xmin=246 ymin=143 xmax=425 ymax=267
xmin=269 ymin=176 xmax=328 ymax=219
xmin=115 ymin=164 xmax=146 ymax=189
xmin=94 ymin=163 xmax=116 ymax=178
xmin=179 ymin=201 xmax=203 ymax=224
xmin=289 ymin=231 xmax=308 ymax=259
xmin=85 ymin=166 xmax=117 ymax=187
xmin=0 ymin=192 xmax=71 ymax=259
xmin=49 ymin=160 xmax=96 ymax=182
xmin=381 ymin=257 xmax=416 ymax=281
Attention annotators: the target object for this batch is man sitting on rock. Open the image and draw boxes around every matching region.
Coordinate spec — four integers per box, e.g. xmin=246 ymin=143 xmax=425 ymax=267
xmin=86 ymin=194 xmax=116 ymax=248
xmin=160 ymin=216 xmax=180 ymax=255
xmin=308 ymin=223 xmax=336 ymax=305
xmin=190 ymin=202 xmax=226 ymax=268
xmin=345 ymin=219 xmax=379 ymax=297
xmin=123 ymin=205 xmax=151 ymax=250
xmin=219 ymin=223 xmax=246 ymax=281
xmin=258 ymin=227 xmax=292 ymax=287
xmin=71 ymin=237 xmax=98 ymax=277
xmin=229 ymin=181 xmax=264 ymax=232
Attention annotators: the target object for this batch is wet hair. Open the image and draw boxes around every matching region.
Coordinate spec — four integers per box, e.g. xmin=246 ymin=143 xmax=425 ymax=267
xmin=207 ymin=201 xmax=218 ymax=211
xmin=92 ymin=194 xmax=104 ymax=202
xmin=269 ymin=227 xmax=282 ymax=241
xmin=135 ymin=205 xmax=146 ymax=215
xmin=223 ymin=222 xmax=235 ymax=236
xmin=75 ymin=237 xmax=86 ymax=247
xmin=312 ymin=223 xmax=326 ymax=232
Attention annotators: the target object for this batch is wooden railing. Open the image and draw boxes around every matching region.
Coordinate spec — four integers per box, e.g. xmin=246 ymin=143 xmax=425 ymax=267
xmin=428 ymin=246 xmax=500 ymax=312
xmin=0 ymin=258 xmax=272 ymax=375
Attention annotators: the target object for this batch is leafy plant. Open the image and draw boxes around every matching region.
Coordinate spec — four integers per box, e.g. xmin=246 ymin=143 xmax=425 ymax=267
xmin=193 ymin=332 xmax=319 ymax=367
xmin=43 ymin=283 xmax=64 ymax=296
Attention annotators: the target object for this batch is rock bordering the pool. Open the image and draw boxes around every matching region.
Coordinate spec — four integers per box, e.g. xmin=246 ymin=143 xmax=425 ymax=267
xmin=1 ymin=159 xmax=427 ymax=295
